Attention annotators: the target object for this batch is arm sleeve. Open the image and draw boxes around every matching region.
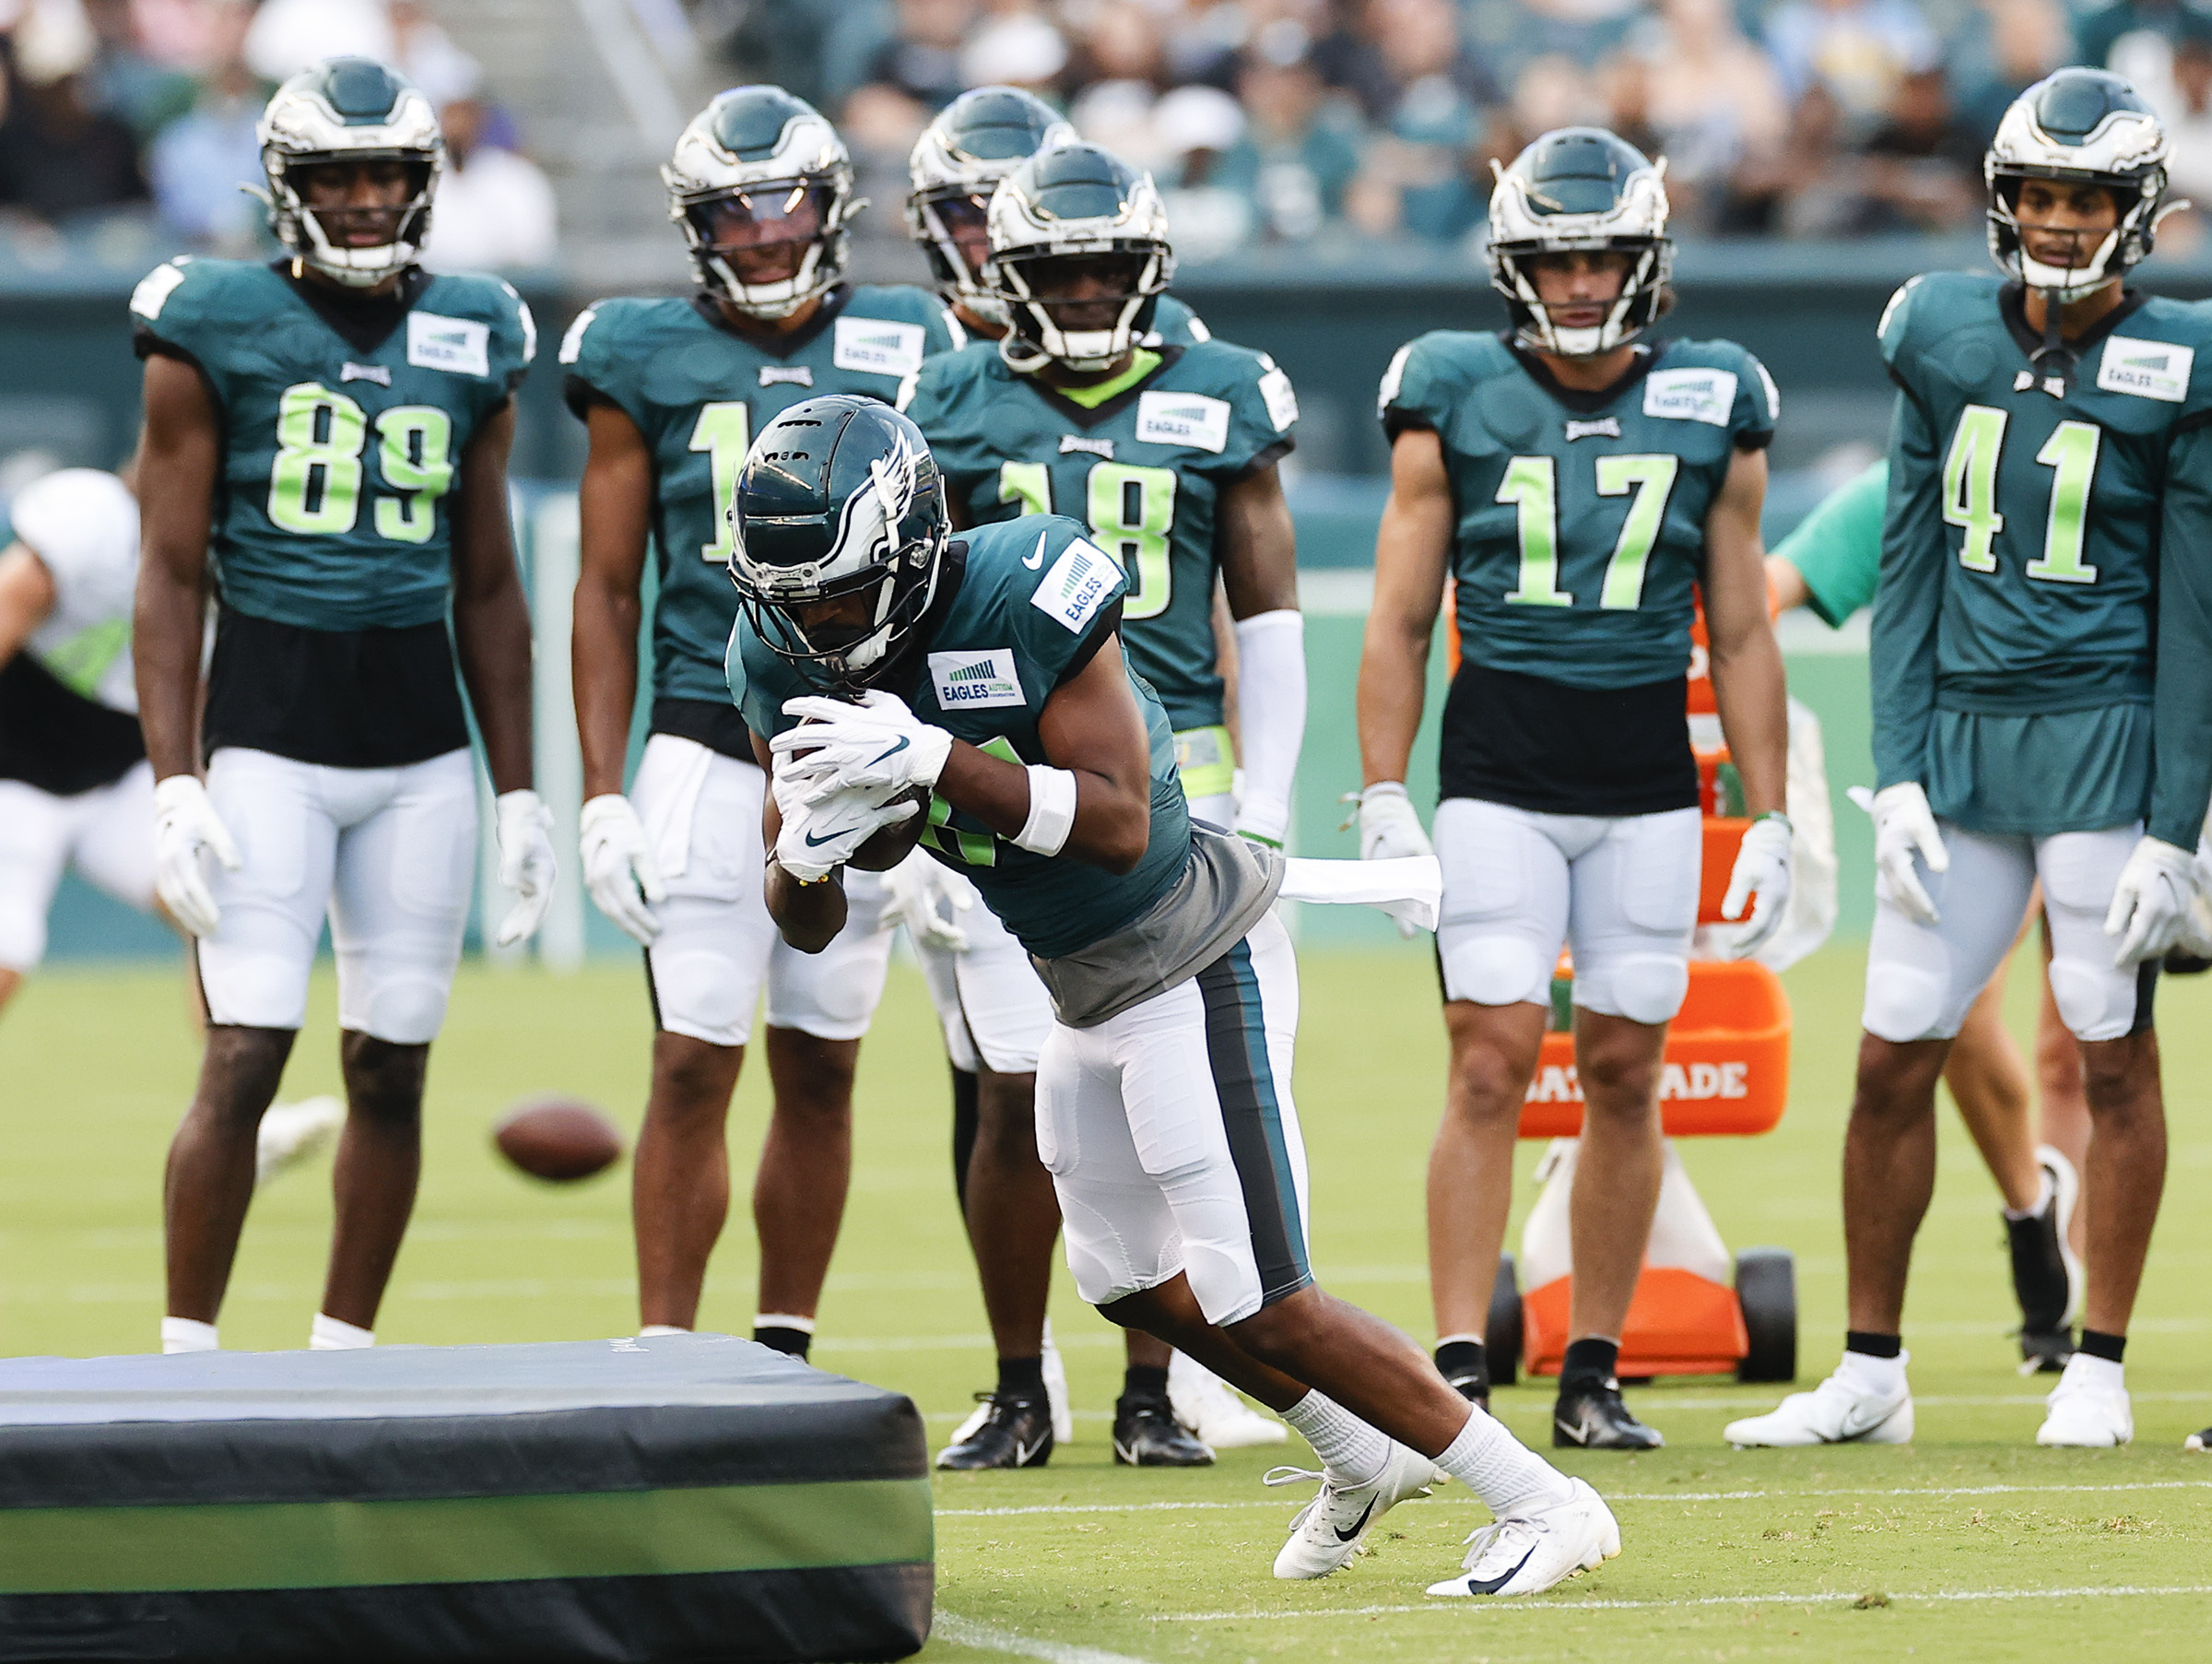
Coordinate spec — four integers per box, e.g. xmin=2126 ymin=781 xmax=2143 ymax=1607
xmin=1730 ymin=349 xmax=1780 ymax=452
xmin=1772 ymin=461 xmax=1888 ymax=628
xmin=2149 ymin=420 xmax=2212 ymax=848
xmin=1230 ymin=608 xmax=1305 ymax=844
xmin=1869 ymin=389 xmax=1946 ymax=791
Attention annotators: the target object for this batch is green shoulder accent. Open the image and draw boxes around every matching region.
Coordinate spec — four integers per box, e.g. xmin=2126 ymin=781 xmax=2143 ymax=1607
xmin=1056 ymin=348 xmax=1161 ymax=409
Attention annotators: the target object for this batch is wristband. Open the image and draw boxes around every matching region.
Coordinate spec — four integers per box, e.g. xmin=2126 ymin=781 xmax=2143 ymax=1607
xmin=1014 ymin=765 xmax=1078 ymax=856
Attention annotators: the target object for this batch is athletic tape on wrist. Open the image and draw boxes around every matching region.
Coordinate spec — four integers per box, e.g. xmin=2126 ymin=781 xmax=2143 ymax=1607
xmin=1015 ymin=765 xmax=1078 ymax=856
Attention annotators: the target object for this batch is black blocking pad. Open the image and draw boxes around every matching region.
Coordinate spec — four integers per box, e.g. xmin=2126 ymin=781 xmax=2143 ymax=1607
xmin=0 ymin=1334 xmax=935 ymax=1663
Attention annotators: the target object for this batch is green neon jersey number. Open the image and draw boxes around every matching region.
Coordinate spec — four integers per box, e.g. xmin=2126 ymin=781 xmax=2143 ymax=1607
xmin=371 ymin=407 xmax=455 ymax=545
xmin=1498 ymin=455 xmax=1571 ymax=606
xmin=2026 ymin=421 xmax=2101 ymax=584
xmin=1942 ymin=404 xmax=2009 ymax=572
xmin=267 ymin=383 xmax=367 ymax=535
xmin=920 ymin=735 xmax=1024 ymax=867
xmin=994 ymin=460 xmax=1179 ymax=621
xmin=1944 ymin=406 xmax=2104 ymax=584
xmin=688 ymin=401 xmax=752 ymax=563
xmin=1594 ymin=454 xmax=1680 ymax=610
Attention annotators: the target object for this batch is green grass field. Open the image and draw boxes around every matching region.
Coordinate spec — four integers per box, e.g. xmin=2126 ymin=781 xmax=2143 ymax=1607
xmin=7 ymin=941 xmax=2212 ymax=1661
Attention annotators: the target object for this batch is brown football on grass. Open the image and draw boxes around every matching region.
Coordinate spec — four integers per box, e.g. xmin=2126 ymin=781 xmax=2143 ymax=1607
xmin=494 ymin=1097 xmax=624 ymax=1182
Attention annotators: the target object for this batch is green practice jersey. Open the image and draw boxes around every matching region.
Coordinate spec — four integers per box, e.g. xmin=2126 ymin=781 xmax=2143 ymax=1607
xmin=1775 ymin=460 xmax=1887 ymax=628
xmin=900 ymin=337 xmax=1298 ymax=733
xmin=1146 ymin=294 xmax=1208 ymax=348
xmin=1381 ymin=331 xmax=1776 ymax=689
xmin=730 ymin=515 xmax=1193 ymax=962
xmin=563 ymin=286 xmax=956 ymax=707
xmin=128 ymin=256 xmax=534 ymax=631
xmin=1873 ymin=273 xmax=2212 ymax=845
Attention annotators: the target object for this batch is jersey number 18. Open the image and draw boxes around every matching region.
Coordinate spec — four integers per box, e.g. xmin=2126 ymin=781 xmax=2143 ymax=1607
xmin=997 ymin=461 xmax=1176 ymax=620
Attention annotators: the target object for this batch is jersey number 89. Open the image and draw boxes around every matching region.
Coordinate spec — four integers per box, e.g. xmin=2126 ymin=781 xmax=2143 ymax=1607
xmin=266 ymin=382 xmax=453 ymax=545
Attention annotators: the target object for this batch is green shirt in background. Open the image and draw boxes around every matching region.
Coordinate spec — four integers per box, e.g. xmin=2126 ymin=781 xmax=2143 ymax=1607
xmin=1773 ymin=460 xmax=1887 ymax=629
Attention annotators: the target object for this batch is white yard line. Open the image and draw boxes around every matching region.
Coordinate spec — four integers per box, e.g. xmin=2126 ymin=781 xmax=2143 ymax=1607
xmin=1156 ymin=1583 xmax=2212 ymax=1623
xmin=934 ymin=1611 xmax=1159 ymax=1663
xmin=936 ymin=1478 xmax=2212 ymax=1519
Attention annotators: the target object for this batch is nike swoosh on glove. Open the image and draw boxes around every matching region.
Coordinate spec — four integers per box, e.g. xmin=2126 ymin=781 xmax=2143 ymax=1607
xmin=1348 ymin=782 xmax=1433 ymax=939
xmin=1857 ymin=782 xmax=1947 ymax=926
xmin=495 ymin=789 xmax=559 ymax=948
xmin=775 ymin=783 xmax=919 ymax=884
xmin=772 ymin=690 xmax=954 ymax=802
xmin=1722 ymin=812 xmax=1794 ymax=959
xmin=152 ymin=773 xmax=241 ymax=938
xmin=882 ymin=847 xmax=974 ymax=953
xmin=579 ymin=794 xmax=666 ymax=946
xmin=2105 ymin=834 xmax=2199 ymax=967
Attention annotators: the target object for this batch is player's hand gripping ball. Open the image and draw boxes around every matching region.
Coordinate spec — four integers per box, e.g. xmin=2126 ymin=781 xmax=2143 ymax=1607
xmin=493 ymin=1097 xmax=626 ymax=1182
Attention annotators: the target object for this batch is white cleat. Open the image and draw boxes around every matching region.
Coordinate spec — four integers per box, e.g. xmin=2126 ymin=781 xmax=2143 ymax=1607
xmin=1169 ymin=1352 xmax=1288 ymax=1448
xmin=1724 ymin=1366 xmax=1913 ymax=1448
xmin=254 ymin=1096 xmax=345 ymax=1188
xmin=947 ymin=1323 xmax=1073 ymax=1446
xmin=2037 ymin=1354 xmax=2132 ymax=1447
xmin=1268 ymin=1441 xmax=1444 ymax=1579
xmin=1427 ymin=1478 xmax=1620 ymax=1598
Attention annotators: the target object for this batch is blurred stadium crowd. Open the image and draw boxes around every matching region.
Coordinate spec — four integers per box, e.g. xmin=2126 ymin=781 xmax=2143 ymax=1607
xmin=0 ymin=0 xmax=553 ymax=269
xmin=698 ymin=0 xmax=2212 ymax=254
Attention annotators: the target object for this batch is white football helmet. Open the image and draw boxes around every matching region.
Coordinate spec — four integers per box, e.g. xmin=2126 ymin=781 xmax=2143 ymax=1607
xmin=666 ymin=86 xmax=861 ymax=321
xmin=258 ymin=56 xmax=441 ymax=289
xmin=1487 ymin=127 xmax=1672 ymax=359
xmin=1986 ymin=67 xmax=2170 ymax=303
xmin=986 ymin=142 xmax=1172 ymax=373
xmin=907 ymin=86 xmax=1076 ymax=328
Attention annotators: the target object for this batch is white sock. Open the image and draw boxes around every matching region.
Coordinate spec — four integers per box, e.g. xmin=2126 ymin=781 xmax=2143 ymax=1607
xmin=1436 ymin=1331 xmax=1484 ymax=1349
xmin=1433 ymin=1404 xmax=1571 ymax=1516
xmin=309 ymin=1313 xmax=374 ymax=1351
xmin=2065 ymin=1351 xmax=2124 ymax=1394
xmin=1278 ymin=1391 xmax=1388 ymax=1485
xmin=639 ymin=1324 xmax=689 ymax=1338
xmin=753 ymin=1313 xmax=816 ymax=1334
xmin=2003 ymin=1169 xmax=2055 ymax=1221
xmin=1837 ymin=1347 xmax=1909 ymax=1399
xmin=161 ymin=1316 xmax=218 ymax=1354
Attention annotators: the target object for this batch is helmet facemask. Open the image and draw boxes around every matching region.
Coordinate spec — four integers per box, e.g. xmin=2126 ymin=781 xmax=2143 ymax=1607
xmin=1486 ymin=128 xmax=1674 ymax=360
xmin=994 ymin=248 xmax=1169 ymax=372
xmin=909 ymin=184 xmax=1007 ymax=326
xmin=1493 ymin=236 xmax=1672 ymax=359
xmin=1987 ymin=169 xmax=2156 ymax=303
xmin=678 ymin=172 xmax=853 ymax=322
xmin=272 ymin=154 xmax=439 ymax=289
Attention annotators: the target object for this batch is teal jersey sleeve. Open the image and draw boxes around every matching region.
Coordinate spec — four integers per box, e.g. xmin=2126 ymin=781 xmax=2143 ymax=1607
xmin=2151 ymin=416 xmax=2212 ymax=847
xmin=1377 ymin=330 xmax=1480 ymax=438
xmin=130 ymin=257 xmax=528 ymax=632
xmin=557 ymin=294 xmax=656 ymax=433
xmin=1774 ymin=461 xmax=1888 ymax=628
xmin=1148 ymin=294 xmax=1210 ymax=348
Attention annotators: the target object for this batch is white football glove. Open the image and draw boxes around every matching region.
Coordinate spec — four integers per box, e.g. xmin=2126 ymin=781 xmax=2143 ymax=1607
xmin=1348 ymin=782 xmax=1433 ymax=938
xmin=1721 ymin=812 xmax=1794 ymax=959
xmin=493 ymin=789 xmax=558 ymax=948
xmin=771 ymin=690 xmax=954 ymax=803
xmin=2104 ymin=834 xmax=2199 ymax=967
xmin=1854 ymin=782 xmax=1947 ymax=926
xmin=152 ymin=773 xmax=241 ymax=938
xmin=882 ymin=847 xmax=975 ymax=953
xmin=579 ymin=794 xmax=666 ymax=947
xmin=2182 ymin=827 xmax=2212 ymax=961
xmin=771 ymin=750 xmax=919 ymax=884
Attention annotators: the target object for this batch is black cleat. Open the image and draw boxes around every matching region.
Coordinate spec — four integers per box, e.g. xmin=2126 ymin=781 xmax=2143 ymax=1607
xmin=1441 ymin=1362 xmax=1490 ymax=1409
xmin=1112 ymin=1392 xmax=1215 ymax=1466
xmin=2019 ymin=1327 xmax=2076 ymax=1375
xmin=1434 ymin=1339 xmax=1490 ymax=1408
xmin=2007 ymin=1150 xmax=2080 ymax=1373
xmin=1553 ymin=1379 xmax=1665 ymax=1450
xmin=935 ymin=1391 xmax=1053 ymax=1470
xmin=2186 ymin=1428 xmax=2212 ymax=1452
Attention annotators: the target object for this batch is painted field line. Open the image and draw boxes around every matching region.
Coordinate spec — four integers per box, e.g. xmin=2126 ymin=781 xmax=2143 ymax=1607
xmin=936 ymin=1478 xmax=2212 ymax=1518
xmin=1155 ymin=1582 xmax=2212 ymax=1623
xmin=934 ymin=1610 xmax=1157 ymax=1663
xmin=1483 ymin=1392 xmax=2212 ymax=1412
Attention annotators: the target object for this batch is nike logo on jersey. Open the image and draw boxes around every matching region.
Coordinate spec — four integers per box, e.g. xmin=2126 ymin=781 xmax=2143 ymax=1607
xmin=341 ymin=362 xmax=392 ymax=385
xmin=1060 ymin=434 xmax=1114 ymax=459
xmin=759 ymin=364 xmax=814 ymax=387
xmin=1333 ymin=1498 xmax=1378 ymax=1542
xmin=1564 ymin=417 xmax=1620 ymax=441
xmin=1023 ymin=530 xmax=1049 ymax=570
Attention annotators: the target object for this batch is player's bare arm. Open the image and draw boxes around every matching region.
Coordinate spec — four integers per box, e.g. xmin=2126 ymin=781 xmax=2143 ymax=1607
xmin=132 ymin=353 xmax=221 ymax=782
xmin=571 ymin=400 xmax=652 ymax=801
xmin=449 ymin=400 xmax=533 ymax=796
xmin=0 ymin=540 xmax=57 ymax=662
xmin=1356 ymin=427 xmax=1450 ymax=788
xmin=1217 ymin=465 xmax=1298 ymax=620
xmin=1700 ymin=444 xmax=1786 ymax=818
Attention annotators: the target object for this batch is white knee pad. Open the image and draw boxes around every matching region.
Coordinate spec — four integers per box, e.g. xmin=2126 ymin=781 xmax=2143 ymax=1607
xmin=1861 ymin=962 xmax=1953 ymax=1044
xmin=1579 ymin=951 xmax=1689 ymax=1026
xmin=2046 ymin=956 xmax=2144 ymax=1044
xmin=347 ymin=971 xmax=451 ymax=1046
xmin=1440 ymin=932 xmax=1551 ymax=1008
xmin=200 ymin=940 xmax=312 ymax=1031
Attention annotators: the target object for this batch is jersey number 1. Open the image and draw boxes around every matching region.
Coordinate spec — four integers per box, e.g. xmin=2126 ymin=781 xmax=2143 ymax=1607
xmin=267 ymin=383 xmax=453 ymax=544
xmin=690 ymin=401 xmax=750 ymax=563
xmin=1942 ymin=404 xmax=2100 ymax=584
xmin=1498 ymin=454 xmax=1680 ymax=609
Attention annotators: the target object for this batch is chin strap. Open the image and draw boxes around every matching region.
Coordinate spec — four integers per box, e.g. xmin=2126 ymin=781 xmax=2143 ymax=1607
xmin=2025 ymin=287 xmax=2075 ymax=397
